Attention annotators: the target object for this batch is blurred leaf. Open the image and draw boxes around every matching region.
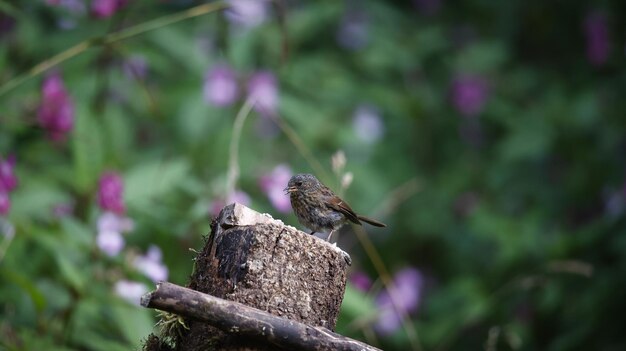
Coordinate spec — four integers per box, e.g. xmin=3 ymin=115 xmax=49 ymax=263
xmin=111 ymin=301 xmax=155 ymax=347
xmin=72 ymin=102 xmax=105 ymax=192
xmin=1 ymin=268 xmax=47 ymax=312
xmin=125 ymin=158 xmax=190 ymax=209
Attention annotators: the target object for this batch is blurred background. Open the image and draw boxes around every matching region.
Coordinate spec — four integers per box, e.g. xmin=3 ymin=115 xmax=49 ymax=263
xmin=1 ymin=0 xmax=625 ymax=350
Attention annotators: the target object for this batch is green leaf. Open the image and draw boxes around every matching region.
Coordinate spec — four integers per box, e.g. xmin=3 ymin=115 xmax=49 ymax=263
xmin=112 ymin=301 xmax=155 ymax=347
xmin=124 ymin=158 xmax=190 ymax=209
xmin=0 ymin=268 xmax=47 ymax=312
xmin=72 ymin=102 xmax=105 ymax=192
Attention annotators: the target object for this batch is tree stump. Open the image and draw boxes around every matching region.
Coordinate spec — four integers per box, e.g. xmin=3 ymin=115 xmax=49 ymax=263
xmin=165 ymin=203 xmax=352 ymax=351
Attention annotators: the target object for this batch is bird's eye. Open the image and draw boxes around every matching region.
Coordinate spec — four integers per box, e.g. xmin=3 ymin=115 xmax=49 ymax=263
xmin=295 ymin=181 xmax=303 ymax=186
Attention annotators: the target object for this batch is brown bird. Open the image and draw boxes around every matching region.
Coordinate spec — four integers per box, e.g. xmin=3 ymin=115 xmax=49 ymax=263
xmin=284 ymin=173 xmax=386 ymax=241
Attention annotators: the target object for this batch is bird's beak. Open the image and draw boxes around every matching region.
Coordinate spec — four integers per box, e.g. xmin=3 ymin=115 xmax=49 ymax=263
xmin=284 ymin=186 xmax=296 ymax=194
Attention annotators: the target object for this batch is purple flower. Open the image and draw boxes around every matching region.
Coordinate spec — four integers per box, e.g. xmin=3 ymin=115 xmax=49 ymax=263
xmin=584 ymin=11 xmax=610 ymax=67
xmin=0 ymin=155 xmax=17 ymax=193
xmin=96 ymin=211 xmax=133 ymax=256
xmin=375 ymin=267 xmax=424 ymax=335
xmin=0 ymin=191 xmax=9 ymax=216
xmin=259 ymin=164 xmax=292 ymax=213
xmin=210 ymin=190 xmax=251 ymax=216
xmin=203 ymin=64 xmax=239 ymax=107
xmin=451 ymin=74 xmax=490 ymax=117
xmin=352 ymin=105 xmax=384 ymax=143
xmin=97 ymin=171 xmax=125 ymax=214
xmin=38 ymin=73 xmax=74 ymax=141
xmin=122 ymin=55 xmax=148 ymax=80
xmin=225 ymin=0 xmax=268 ymax=28
xmin=337 ymin=11 xmax=369 ymax=50
xmin=247 ymin=71 xmax=278 ymax=116
xmin=133 ymin=245 xmax=168 ymax=283
xmin=91 ymin=0 xmax=128 ymax=18
xmin=114 ymin=280 xmax=149 ymax=305
xmin=0 ymin=155 xmax=17 ymax=216
xmin=97 ymin=229 xmax=124 ymax=256
xmin=350 ymin=271 xmax=373 ymax=292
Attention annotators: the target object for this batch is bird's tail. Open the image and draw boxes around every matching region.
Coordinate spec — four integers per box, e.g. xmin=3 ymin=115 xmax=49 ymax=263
xmin=357 ymin=215 xmax=386 ymax=227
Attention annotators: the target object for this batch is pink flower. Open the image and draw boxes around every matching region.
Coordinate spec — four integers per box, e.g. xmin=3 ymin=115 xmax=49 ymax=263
xmin=133 ymin=245 xmax=168 ymax=283
xmin=375 ymin=267 xmax=424 ymax=335
xmin=203 ymin=64 xmax=239 ymax=107
xmin=584 ymin=11 xmax=610 ymax=67
xmin=0 ymin=155 xmax=17 ymax=216
xmin=96 ymin=211 xmax=134 ymax=256
xmin=114 ymin=280 xmax=149 ymax=305
xmin=225 ymin=0 xmax=268 ymax=28
xmin=350 ymin=271 xmax=373 ymax=292
xmin=451 ymin=74 xmax=490 ymax=117
xmin=38 ymin=73 xmax=74 ymax=141
xmin=97 ymin=229 xmax=124 ymax=256
xmin=0 ymin=155 xmax=17 ymax=192
xmin=91 ymin=0 xmax=128 ymax=18
xmin=247 ymin=71 xmax=278 ymax=116
xmin=352 ymin=105 xmax=384 ymax=144
xmin=0 ymin=191 xmax=9 ymax=216
xmin=97 ymin=171 xmax=125 ymax=214
xmin=259 ymin=164 xmax=292 ymax=213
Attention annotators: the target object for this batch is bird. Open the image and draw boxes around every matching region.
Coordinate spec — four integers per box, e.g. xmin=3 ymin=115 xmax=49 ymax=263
xmin=284 ymin=173 xmax=386 ymax=241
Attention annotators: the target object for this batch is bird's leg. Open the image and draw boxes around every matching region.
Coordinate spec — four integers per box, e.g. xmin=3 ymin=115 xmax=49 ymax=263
xmin=326 ymin=229 xmax=335 ymax=242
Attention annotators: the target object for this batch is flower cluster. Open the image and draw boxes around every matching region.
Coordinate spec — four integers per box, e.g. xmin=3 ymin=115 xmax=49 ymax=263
xmin=259 ymin=164 xmax=292 ymax=213
xmin=96 ymin=171 xmax=133 ymax=256
xmin=451 ymin=74 xmax=490 ymax=117
xmin=203 ymin=64 xmax=279 ymax=117
xmin=37 ymin=73 xmax=74 ymax=142
xmin=0 ymin=155 xmax=18 ymax=216
xmin=96 ymin=211 xmax=134 ymax=257
xmin=375 ymin=267 xmax=423 ymax=334
xmin=349 ymin=267 xmax=424 ymax=335
xmin=97 ymin=172 xmax=126 ymax=214
xmin=133 ymin=245 xmax=169 ymax=283
xmin=225 ymin=0 xmax=269 ymax=29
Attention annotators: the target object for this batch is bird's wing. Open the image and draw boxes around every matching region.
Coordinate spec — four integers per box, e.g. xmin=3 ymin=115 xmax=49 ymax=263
xmin=326 ymin=196 xmax=361 ymax=224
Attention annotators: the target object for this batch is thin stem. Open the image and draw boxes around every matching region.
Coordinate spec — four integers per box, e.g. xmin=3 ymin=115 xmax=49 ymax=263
xmin=0 ymin=1 xmax=228 ymax=98
xmin=353 ymin=225 xmax=423 ymax=351
xmin=226 ymin=98 xmax=256 ymax=202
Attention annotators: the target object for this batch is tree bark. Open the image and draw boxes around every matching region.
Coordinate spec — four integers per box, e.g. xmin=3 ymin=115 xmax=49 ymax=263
xmin=142 ymin=282 xmax=381 ymax=351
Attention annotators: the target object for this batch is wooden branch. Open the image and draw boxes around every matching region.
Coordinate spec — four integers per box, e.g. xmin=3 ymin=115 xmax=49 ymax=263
xmin=142 ymin=282 xmax=381 ymax=351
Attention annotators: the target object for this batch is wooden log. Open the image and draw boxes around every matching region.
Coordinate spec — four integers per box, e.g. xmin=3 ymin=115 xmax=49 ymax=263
xmin=141 ymin=282 xmax=381 ymax=351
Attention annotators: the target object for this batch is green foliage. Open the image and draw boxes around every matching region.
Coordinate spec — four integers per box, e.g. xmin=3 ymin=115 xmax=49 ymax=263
xmin=1 ymin=0 xmax=625 ymax=350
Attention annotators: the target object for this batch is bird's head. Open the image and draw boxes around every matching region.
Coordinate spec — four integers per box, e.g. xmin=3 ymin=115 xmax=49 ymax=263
xmin=284 ymin=173 xmax=320 ymax=194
